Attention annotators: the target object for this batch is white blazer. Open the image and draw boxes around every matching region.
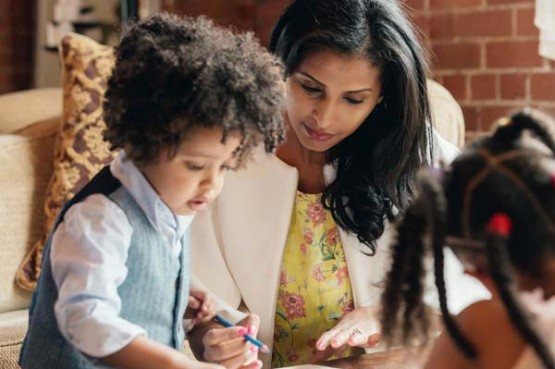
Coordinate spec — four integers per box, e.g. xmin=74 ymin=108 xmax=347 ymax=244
xmin=190 ymin=132 xmax=489 ymax=367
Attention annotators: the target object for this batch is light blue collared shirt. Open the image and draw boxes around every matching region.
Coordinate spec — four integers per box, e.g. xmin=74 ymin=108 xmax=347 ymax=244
xmin=50 ymin=151 xmax=194 ymax=357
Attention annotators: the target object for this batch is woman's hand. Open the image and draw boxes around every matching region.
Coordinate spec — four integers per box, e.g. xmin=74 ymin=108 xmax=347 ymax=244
xmin=312 ymin=306 xmax=382 ymax=363
xmin=201 ymin=314 xmax=262 ymax=369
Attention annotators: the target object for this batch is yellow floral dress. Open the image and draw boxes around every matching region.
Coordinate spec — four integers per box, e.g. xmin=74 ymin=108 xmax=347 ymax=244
xmin=271 ymin=191 xmax=361 ymax=367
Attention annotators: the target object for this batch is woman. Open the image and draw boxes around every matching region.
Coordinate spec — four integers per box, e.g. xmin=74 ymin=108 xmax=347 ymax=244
xmin=188 ymin=0 xmax=488 ymax=367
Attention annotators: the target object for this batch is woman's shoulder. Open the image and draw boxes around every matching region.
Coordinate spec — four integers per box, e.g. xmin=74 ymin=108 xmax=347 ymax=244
xmin=216 ymin=147 xmax=299 ymax=208
xmin=226 ymin=147 xmax=298 ymax=187
xmin=242 ymin=148 xmax=296 ymax=174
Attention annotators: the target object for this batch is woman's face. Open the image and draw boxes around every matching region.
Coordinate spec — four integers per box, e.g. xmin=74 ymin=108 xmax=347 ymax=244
xmin=285 ymin=48 xmax=383 ymax=152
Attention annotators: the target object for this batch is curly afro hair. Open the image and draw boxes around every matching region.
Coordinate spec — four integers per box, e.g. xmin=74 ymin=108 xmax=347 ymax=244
xmin=103 ymin=13 xmax=286 ymax=165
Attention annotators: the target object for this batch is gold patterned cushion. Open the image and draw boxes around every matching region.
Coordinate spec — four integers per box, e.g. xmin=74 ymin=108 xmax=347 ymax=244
xmin=15 ymin=33 xmax=117 ymax=291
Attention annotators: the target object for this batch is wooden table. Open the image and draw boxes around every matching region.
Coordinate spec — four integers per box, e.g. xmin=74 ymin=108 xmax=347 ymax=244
xmin=325 ymin=345 xmax=432 ymax=369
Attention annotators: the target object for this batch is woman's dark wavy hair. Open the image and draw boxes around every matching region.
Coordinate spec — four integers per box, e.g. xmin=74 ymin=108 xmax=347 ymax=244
xmin=270 ymin=0 xmax=434 ymax=254
xmin=381 ymin=108 xmax=555 ymax=369
xmin=104 ymin=13 xmax=286 ymax=165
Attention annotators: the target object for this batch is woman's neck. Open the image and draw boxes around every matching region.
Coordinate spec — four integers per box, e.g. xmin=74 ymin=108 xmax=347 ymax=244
xmin=276 ymin=127 xmax=328 ymax=194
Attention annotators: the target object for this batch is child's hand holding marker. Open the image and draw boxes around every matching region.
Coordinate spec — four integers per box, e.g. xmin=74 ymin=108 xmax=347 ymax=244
xmin=201 ymin=314 xmax=264 ymax=369
xmin=187 ymin=289 xmax=216 ymax=324
xmin=214 ymin=315 xmax=270 ymax=354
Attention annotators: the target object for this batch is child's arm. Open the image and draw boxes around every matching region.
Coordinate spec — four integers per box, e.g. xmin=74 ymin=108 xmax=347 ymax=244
xmin=103 ymin=336 xmax=223 ymax=369
xmin=424 ymin=325 xmax=476 ymax=369
xmin=425 ymin=299 xmax=525 ymax=369
xmin=50 ymin=197 xmax=222 ymax=369
xmin=51 ymin=197 xmax=146 ymax=357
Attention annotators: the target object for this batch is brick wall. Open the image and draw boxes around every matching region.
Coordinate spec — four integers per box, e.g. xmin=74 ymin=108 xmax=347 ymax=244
xmin=4 ymin=0 xmax=547 ymax=133
xmin=168 ymin=0 xmax=292 ymax=47
xmin=174 ymin=0 xmax=555 ymax=138
xmin=3 ymin=0 xmax=552 ymax=133
xmin=0 ymin=0 xmax=36 ymax=94
xmin=404 ymin=0 xmax=555 ymax=137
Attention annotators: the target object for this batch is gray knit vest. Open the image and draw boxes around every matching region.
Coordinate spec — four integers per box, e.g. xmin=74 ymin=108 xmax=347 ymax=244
xmin=19 ymin=167 xmax=191 ymax=369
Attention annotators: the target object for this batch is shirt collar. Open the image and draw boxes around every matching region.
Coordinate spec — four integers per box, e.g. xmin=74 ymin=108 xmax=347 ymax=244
xmin=110 ymin=151 xmax=193 ymax=241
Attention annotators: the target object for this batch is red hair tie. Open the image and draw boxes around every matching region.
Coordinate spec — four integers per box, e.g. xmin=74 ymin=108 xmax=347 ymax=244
xmin=487 ymin=213 xmax=513 ymax=237
xmin=551 ymin=173 xmax=555 ymax=188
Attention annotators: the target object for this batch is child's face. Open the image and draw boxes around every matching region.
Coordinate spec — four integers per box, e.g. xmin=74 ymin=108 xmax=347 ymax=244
xmin=141 ymin=127 xmax=241 ymax=215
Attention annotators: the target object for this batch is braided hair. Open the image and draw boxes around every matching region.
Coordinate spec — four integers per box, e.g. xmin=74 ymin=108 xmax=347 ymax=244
xmin=381 ymin=108 xmax=555 ymax=369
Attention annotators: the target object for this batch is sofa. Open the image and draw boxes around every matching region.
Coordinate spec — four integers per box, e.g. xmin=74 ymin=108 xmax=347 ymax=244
xmin=0 ymin=80 xmax=464 ymax=369
xmin=0 ymin=87 xmax=62 ymax=369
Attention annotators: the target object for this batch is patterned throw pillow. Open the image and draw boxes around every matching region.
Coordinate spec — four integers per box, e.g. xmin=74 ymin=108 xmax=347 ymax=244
xmin=15 ymin=33 xmax=117 ymax=291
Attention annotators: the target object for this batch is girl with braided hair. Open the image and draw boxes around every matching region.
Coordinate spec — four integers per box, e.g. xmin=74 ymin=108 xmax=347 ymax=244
xmin=381 ymin=108 xmax=555 ymax=369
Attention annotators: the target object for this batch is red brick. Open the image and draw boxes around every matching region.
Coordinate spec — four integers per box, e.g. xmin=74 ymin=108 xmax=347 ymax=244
xmin=233 ymin=1 xmax=257 ymax=30
xmin=480 ymin=106 xmax=518 ymax=130
xmin=531 ymin=73 xmax=555 ymax=101
xmin=175 ymin=0 xmax=257 ymax=30
xmin=175 ymin=0 xmax=216 ymax=17
xmin=431 ymin=0 xmax=481 ymax=9
xmin=256 ymin=0 xmax=292 ymax=21
xmin=471 ymin=74 xmax=497 ymax=100
xmin=255 ymin=0 xmax=292 ymax=46
xmin=455 ymin=10 xmax=512 ymax=38
xmin=517 ymin=8 xmax=539 ymax=37
xmin=486 ymin=41 xmax=544 ymax=68
xmin=487 ymin=0 xmax=534 ymax=4
xmin=432 ymin=43 xmax=481 ymax=69
xmin=462 ymin=106 xmax=479 ymax=131
xmin=499 ymin=74 xmax=527 ymax=100
xmin=403 ymin=0 xmax=425 ymax=10
xmin=442 ymin=75 xmax=467 ymax=101
xmin=410 ymin=14 xmax=430 ymax=37
xmin=161 ymin=0 xmax=175 ymax=11
xmin=430 ymin=13 xmax=455 ymax=40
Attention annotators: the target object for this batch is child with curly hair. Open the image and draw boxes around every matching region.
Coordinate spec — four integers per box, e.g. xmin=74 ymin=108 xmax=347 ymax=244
xmin=380 ymin=108 xmax=555 ymax=369
xmin=19 ymin=13 xmax=285 ymax=369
